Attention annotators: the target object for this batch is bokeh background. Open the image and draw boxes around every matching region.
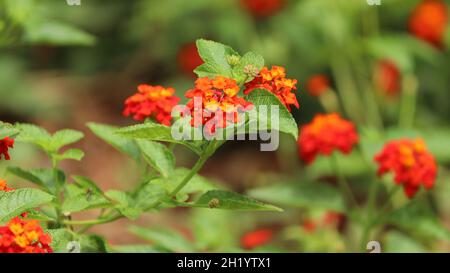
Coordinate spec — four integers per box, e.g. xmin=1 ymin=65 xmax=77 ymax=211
xmin=1 ymin=0 xmax=450 ymax=252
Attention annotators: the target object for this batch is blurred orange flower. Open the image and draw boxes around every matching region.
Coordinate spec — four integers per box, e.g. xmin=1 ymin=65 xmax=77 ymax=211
xmin=408 ymin=0 xmax=448 ymax=48
xmin=0 ymin=137 xmax=14 ymax=160
xmin=240 ymin=229 xmax=274 ymax=249
xmin=123 ymin=84 xmax=180 ymax=126
xmin=244 ymin=66 xmax=299 ymax=111
xmin=178 ymin=42 xmax=203 ymax=77
xmin=298 ymin=113 xmax=359 ymax=164
xmin=240 ymin=0 xmax=285 ymax=17
xmin=374 ymin=138 xmax=437 ymax=198
xmin=186 ymin=76 xmax=252 ymax=133
xmin=374 ymin=60 xmax=402 ymax=96
xmin=306 ymin=74 xmax=330 ymax=97
xmin=0 ymin=179 xmax=13 ymax=192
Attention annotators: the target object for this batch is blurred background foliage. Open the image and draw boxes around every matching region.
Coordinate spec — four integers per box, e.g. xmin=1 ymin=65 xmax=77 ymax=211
xmin=1 ymin=0 xmax=450 ymax=252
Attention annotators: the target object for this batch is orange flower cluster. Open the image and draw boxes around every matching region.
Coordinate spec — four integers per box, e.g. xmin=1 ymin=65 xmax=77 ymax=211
xmin=306 ymin=74 xmax=330 ymax=97
xmin=374 ymin=60 xmax=401 ymax=96
xmin=240 ymin=0 xmax=285 ymax=17
xmin=0 ymin=180 xmax=52 ymax=253
xmin=408 ymin=0 xmax=448 ymax=48
xmin=0 ymin=217 xmax=53 ymax=253
xmin=298 ymin=113 xmax=359 ymax=164
xmin=374 ymin=138 xmax=437 ymax=198
xmin=186 ymin=76 xmax=252 ymax=132
xmin=0 ymin=136 xmax=14 ymax=160
xmin=240 ymin=228 xmax=274 ymax=250
xmin=123 ymin=84 xmax=180 ymax=126
xmin=178 ymin=42 xmax=203 ymax=77
xmin=244 ymin=66 xmax=299 ymax=111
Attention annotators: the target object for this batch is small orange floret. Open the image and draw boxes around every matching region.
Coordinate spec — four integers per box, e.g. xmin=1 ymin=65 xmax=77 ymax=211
xmin=374 ymin=138 xmax=437 ymax=198
xmin=244 ymin=66 xmax=299 ymax=111
xmin=298 ymin=113 xmax=359 ymax=164
xmin=123 ymin=84 xmax=180 ymax=126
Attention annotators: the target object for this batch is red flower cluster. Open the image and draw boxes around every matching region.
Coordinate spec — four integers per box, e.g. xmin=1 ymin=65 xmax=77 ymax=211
xmin=178 ymin=42 xmax=203 ymax=77
xmin=244 ymin=66 xmax=299 ymax=111
xmin=0 ymin=137 xmax=14 ymax=160
xmin=0 ymin=217 xmax=53 ymax=253
xmin=0 ymin=180 xmax=52 ymax=253
xmin=240 ymin=229 xmax=274 ymax=250
xmin=186 ymin=76 xmax=252 ymax=132
xmin=374 ymin=60 xmax=401 ymax=96
xmin=123 ymin=84 xmax=180 ymax=126
xmin=408 ymin=0 xmax=448 ymax=48
xmin=298 ymin=113 xmax=359 ymax=164
xmin=374 ymin=138 xmax=437 ymax=198
xmin=240 ymin=0 xmax=285 ymax=17
xmin=306 ymin=74 xmax=330 ymax=97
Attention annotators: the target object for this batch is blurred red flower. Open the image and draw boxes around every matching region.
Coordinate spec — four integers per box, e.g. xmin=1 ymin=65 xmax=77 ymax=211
xmin=306 ymin=74 xmax=330 ymax=97
xmin=0 ymin=137 xmax=14 ymax=160
xmin=374 ymin=138 xmax=437 ymax=198
xmin=298 ymin=113 xmax=359 ymax=164
xmin=240 ymin=0 xmax=285 ymax=17
xmin=240 ymin=229 xmax=274 ymax=249
xmin=302 ymin=219 xmax=317 ymax=233
xmin=408 ymin=0 xmax=448 ymax=48
xmin=123 ymin=84 xmax=180 ymax=126
xmin=244 ymin=66 xmax=299 ymax=111
xmin=374 ymin=60 xmax=401 ymax=96
xmin=178 ymin=42 xmax=203 ymax=77
xmin=0 ymin=179 xmax=13 ymax=192
xmin=186 ymin=76 xmax=252 ymax=133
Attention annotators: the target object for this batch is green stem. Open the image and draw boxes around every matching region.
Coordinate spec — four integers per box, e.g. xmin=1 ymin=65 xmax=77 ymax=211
xmin=399 ymin=75 xmax=418 ymax=128
xmin=51 ymin=156 xmax=64 ymax=227
xmin=330 ymin=153 xmax=359 ymax=209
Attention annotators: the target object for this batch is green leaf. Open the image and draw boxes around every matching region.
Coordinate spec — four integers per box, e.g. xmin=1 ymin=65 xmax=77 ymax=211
xmin=245 ymin=88 xmax=298 ymax=140
xmin=55 ymin=149 xmax=84 ymax=162
xmin=72 ymin=175 xmax=103 ymax=194
xmin=384 ymin=231 xmax=426 ymax=253
xmin=150 ymin=168 xmax=216 ymax=203
xmin=129 ymin=226 xmax=194 ymax=252
xmin=195 ymin=39 xmax=238 ymax=78
xmin=78 ymin=234 xmax=108 ymax=253
xmin=136 ymin=140 xmax=175 ymax=178
xmin=62 ymin=193 xmax=110 ymax=214
xmin=0 ymin=188 xmax=54 ymax=222
xmin=232 ymin=51 xmax=264 ymax=83
xmin=46 ymin=229 xmax=73 ymax=253
xmin=50 ymin=129 xmax=84 ymax=151
xmin=0 ymin=122 xmax=19 ymax=139
xmin=105 ymin=190 xmax=142 ymax=220
xmin=7 ymin=167 xmax=65 ymax=194
xmin=117 ymin=122 xmax=203 ymax=155
xmin=386 ymin=201 xmax=450 ymax=241
xmin=194 ymin=190 xmax=282 ymax=212
xmin=23 ymin=19 xmax=96 ymax=46
xmin=194 ymin=63 xmax=221 ymax=78
xmin=248 ymin=181 xmax=346 ymax=212
xmin=87 ymin=122 xmax=141 ymax=161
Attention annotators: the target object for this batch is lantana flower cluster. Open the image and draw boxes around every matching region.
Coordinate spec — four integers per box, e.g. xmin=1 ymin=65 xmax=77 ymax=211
xmin=123 ymin=84 xmax=180 ymax=125
xmin=245 ymin=66 xmax=299 ymax=111
xmin=185 ymin=76 xmax=252 ymax=132
xmin=0 ymin=180 xmax=53 ymax=253
xmin=0 ymin=136 xmax=14 ymax=160
xmin=298 ymin=113 xmax=359 ymax=164
xmin=374 ymin=138 xmax=437 ymax=198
